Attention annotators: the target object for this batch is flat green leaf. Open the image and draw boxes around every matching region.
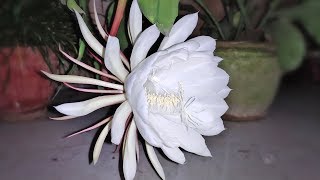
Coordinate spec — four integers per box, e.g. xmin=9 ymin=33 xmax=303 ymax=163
xmin=138 ymin=0 xmax=158 ymax=23
xmin=138 ymin=0 xmax=180 ymax=35
xmin=270 ymin=20 xmax=305 ymax=72
xmin=277 ymin=0 xmax=320 ymax=44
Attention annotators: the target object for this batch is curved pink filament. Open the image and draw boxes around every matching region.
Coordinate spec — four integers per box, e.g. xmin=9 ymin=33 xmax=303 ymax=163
xmin=59 ymin=47 xmax=121 ymax=82
xmin=49 ymin=116 xmax=76 ymax=121
xmin=66 ymin=116 xmax=112 ymax=138
xmin=89 ymin=50 xmax=103 ymax=64
xmin=64 ymin=83 xmax=123 ymax=94
xmin=93 ymin=0 xmax=108 ymax=40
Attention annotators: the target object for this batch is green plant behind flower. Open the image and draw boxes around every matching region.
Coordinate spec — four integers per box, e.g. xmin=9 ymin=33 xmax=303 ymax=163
xmin=0 ymin=0 xmax=78 ymax=72
xmin=195 ymin=0 xmax=320 ymax=72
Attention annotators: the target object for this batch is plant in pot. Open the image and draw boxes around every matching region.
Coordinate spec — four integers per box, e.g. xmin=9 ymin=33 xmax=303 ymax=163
xmin=0 ymin=0 xmax=78 ymax=121
xmin=187 ymin=0 xmax=320 ymax=120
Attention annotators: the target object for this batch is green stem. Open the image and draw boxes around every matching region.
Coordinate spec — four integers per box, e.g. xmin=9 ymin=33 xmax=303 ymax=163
xmin=195 ymin=0 xmax=225 ymax=40
xmin=234 ymin=15 xmax=244 ymax=40
xmin=76 ymin=39 xmax=85 ymax=60
xmin=257 ymin=0 xmax=280 ymax=29
xmin=236 ymin=0 xmax=250 ymax=28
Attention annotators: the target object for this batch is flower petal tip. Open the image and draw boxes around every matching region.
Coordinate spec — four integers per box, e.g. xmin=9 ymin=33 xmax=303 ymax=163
xmin=41 ymin=70 xmax=48 ymax=75
xmin=202 ymin=149 xmax=212 ymax=157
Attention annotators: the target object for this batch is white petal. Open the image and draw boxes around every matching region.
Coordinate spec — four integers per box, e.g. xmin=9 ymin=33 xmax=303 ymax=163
xmin=123 ymin=121 xmax=137 ymax=180
xmin=111 ymin=101 xmax=132 ymax=144
xmin=104 ymin=36 xmax=129 ymax=82
xmin=161 ymin=146 xmax=185 ymax=164
xmin=42 ymin=71 xmax=123 ymax=90
xmin=193 ymin=95 xmax=229 ymax=117
xmin=166 ymin=40 xmax=200 ymax=53
xmin=75 ymin=10 xmax=104 ymax=57
xmin=93 ymin=0 xmax=108 ymax=39
xmin=183 ymin=98 xmax=227 ymax=135
xmin=159 ymin=13 xmax=198 ymax=50
xmin=149 ymin=114 xmax=211 ymax=157
xmin=178 ymin=128 xmax=212 ymax=157
xmin=128 ymin=0 xmax=142 ymax=43
xmin=134 ymin=114 xmax=163 ymax=147
xmin=93 ymin=122 xmax=111 ymax=164
xmin=180 ymin=67 xmax=229 ymax=99
xmin=153 ymin=49 xmax=189 ymax=69
xmin=188 ymin=36 xmax=216 ymax=52
xmin=189 ymin=52 xmax=222 ymax=63
xmin=146 ymin=143 xmax=166 ymax=180
xmin=217 ymin=87 xmax=232 ymax=99
xmin=198 ymin=118 xmax=225 ymax=136
xmin=54 ymin=94 xmax=126 ymax=116
xmin=130 ymin=25 xmax=160 ymax=69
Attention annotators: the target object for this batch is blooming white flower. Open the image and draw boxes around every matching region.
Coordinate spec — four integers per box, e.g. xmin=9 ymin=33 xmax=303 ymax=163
xmin=43 ymin=0 xmax=230 ymax=179
xmin=126 ymin=38 xmax=230 ymax=164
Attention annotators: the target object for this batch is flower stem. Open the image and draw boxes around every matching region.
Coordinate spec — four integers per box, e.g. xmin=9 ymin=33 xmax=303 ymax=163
xmin=236 ymin=0 xmax=250 ymax=29
xmin=110 ymin=0 xmax=127 ymax=36
xmin=257 ymin=0 xmax=280 ymax=29
xmin=195 ymin=0 xmax=225 ymax=40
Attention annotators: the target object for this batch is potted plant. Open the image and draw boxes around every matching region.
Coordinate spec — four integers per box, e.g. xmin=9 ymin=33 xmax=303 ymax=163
xmin=0 ymin=0 xmax=77 ymax=121
xmin=183 ymin=0 xmax=320 ymax=120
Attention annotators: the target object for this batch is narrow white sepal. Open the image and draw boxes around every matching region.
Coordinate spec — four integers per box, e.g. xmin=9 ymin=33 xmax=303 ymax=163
xmin=128 ymin=0 xmax=142 ymax=44
xmin=146 ymin=143 xmax=166 ymax=180
xmin=136 ymin=137 xmax=140 ymax=162
xmin=111 ymin=101 xmax=132 ymax=144
xmin=59 ymin=48 xmax=120 ymax=82
xmin=41 ymin=71 xmax=123 ymax=90
xmin=159 ymin=13 xmax=198 ymax=50
xmin=123 ymin=121 xmax=137 ymax=180
xmin=104 ymin=36 xmax=129 ymax=82
xmin=74 ymin=10 xmax=104 ymax=57
xmin=93 ymin=122 xmax=111 ymax=164
xmin=54 ymin=94 xmax=126 ymax=117
xmin=130 ymin=25 xmax=160 ymax=69
xmin=93 ymin=0 xmax=108 ymax=39
xmin=49 ymin=116 xmax=76 ymax=121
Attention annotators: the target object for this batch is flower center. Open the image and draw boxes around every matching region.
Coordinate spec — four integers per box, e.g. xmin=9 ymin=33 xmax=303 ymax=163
xmin=145 ymin=85 xmax=183 ymax=114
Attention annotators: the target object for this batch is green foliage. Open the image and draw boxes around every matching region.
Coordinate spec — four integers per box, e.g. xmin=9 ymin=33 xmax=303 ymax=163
xmin=138 ymin=0 xmax=180 ymax=35
xmin=0 ymin=0 xmax=78 ymax=72
xmin=195 ymin=0 xmax=319 ymax=72
xmin=67 ymin=0 xmax=85 ymax=14
xmin=0 ymin=0 xmax=77 ymax=48
xmin=277 ymin=0 xmax=320 ymax=44
xmin=269 ymin=20 xmax=305 ymax=72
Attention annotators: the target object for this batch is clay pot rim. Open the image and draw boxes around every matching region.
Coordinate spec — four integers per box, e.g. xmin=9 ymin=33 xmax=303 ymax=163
xmin=216 ymin=41 xmax=275 ymax=52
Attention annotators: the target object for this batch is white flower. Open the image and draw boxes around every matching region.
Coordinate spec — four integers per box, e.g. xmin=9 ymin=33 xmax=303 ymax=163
xmin=43 ymin=0 xmax=230 ymax=179
xmin=126 ymin=37 xmax=230 ymax=164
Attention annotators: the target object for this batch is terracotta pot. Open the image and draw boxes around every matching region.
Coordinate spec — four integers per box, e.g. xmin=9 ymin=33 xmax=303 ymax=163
xmin=0 ymin=46 xmax=58 ymax=122
xmin=216 ymin=42 xmax=282 ymax=121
